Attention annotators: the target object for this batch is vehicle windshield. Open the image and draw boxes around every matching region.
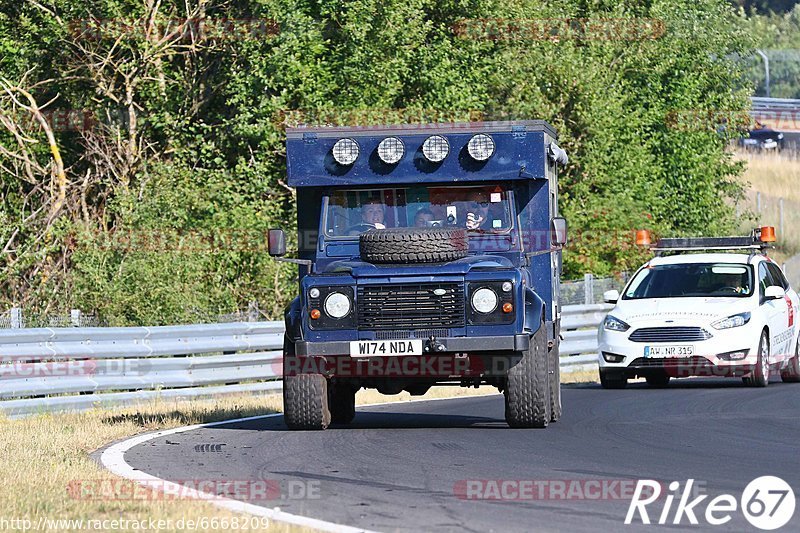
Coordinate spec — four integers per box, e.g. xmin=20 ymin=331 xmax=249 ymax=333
xmin=623 ymin=263 xmax=754 ymax=299
xmin=324 ymin=185 xmax=514 ymax=237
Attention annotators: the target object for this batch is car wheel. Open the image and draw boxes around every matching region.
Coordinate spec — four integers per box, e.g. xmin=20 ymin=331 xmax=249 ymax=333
xmin=599 ymin=369 xmax=627 ymax=389
xmin=749 ymin=330 xmax=770 ymax=388
xmin=504 ymin=319 xmax=551 ymax=428
xmin=780 ymin=337 xmax=800 ymax=383
xmin=283 ymin=337 xmax=331 ymax=430
xmin=645 ymin=372 xmax=670 ymax=388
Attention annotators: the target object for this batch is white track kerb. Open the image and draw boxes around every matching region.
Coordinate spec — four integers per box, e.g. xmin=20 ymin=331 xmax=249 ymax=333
xmin=100 ymin=412 xmax=374 ymax=533
xmin=101 ymin=395 xmax=494 ymax=533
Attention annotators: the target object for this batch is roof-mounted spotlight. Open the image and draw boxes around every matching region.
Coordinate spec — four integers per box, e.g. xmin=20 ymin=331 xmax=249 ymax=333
xmin=422 ymin=135 xmax=449 ymax=163
xmin=332 ymin=138 xmax=359 ymax=165
xmin=467 ymin=133 xmax=495 ymax=161
xmin=377 ymin=137 xmax=405 ymax=164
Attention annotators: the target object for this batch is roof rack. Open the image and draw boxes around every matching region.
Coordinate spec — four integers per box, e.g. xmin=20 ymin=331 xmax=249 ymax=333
xmin=651 ymin=227 xmax=775 ymax=256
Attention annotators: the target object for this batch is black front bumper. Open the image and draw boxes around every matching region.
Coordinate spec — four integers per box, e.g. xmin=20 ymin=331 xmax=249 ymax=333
xmin=295 ymin=334 xmax=530 ymax=357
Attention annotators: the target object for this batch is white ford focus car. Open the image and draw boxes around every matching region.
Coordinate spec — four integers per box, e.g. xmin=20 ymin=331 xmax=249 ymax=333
xmin=597 ymin=229 xmax=800 ymax=388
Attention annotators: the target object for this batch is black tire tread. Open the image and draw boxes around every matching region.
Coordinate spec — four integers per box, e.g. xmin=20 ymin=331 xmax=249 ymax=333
xmin=504 ymin=321 xmax=551 ymax=428
xmin=359 ymin=227 xmax=468 ymax=264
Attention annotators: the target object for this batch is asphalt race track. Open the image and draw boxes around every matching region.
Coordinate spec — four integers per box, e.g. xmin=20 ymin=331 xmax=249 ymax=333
xmin=124 ymin=380 xmax=800 ymax=532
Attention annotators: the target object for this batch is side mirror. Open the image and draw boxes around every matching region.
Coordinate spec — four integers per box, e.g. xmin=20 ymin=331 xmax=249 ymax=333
xmin=765 ymin=285 xmax=785 ymax=300
xmin=551 ymin=217 xmax=568 ymax=246
xmin=268 ymin=229 xmax=286 ymax=257
xmin=603 ymin=289 xmax=620 ymax=304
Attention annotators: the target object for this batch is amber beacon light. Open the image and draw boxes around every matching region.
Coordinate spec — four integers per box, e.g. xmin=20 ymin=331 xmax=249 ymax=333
xmin=760 ymin=226 xmax=776 ymax=242
xmin=635 ymin=229 xmax=652 ymax=246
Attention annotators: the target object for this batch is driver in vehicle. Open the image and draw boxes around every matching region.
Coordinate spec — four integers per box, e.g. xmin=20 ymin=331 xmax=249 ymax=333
xmin=360 ymin=199 xmax=386 ymax=229
xmin=464 ymin=194 xmax=492 ymax=230
xmin=414 ymin=208 xmax=434 ymax=227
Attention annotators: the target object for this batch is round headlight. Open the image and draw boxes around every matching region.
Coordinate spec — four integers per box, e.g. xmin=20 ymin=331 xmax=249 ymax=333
xmin=309 ymin=288 xmax=320 ymax=299
xmin=467 ymin=133 xmax=495 ymax=161
xmin=501 ymin=281 xmax=513 ymax=292
xmin=332 ymin=138 xmax=359 ymax=165
xmin=324 ymin=292 xmax=351 ymax=319
xmin=472 ymin=288 xmax=498 ymax=314
xmin=422 ymin=135 xmax=449 ymax=162
xmin=377 ymin=137 xmax=405 ymax=164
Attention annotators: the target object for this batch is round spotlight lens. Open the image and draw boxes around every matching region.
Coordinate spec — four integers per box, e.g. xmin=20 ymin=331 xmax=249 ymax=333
xmin=324 ymin=292 xmax=351 ymax=319
xmin=377 ymin=137 xmax=405 ymax=164
xmin=422 ymin=135 xmax=449 ymax=163
xmin=309 ymin=288 xmax=320 ymax=299
xmin=471 ymin=288 xmax=498 ymax=314
xmin=467 ymin=133 xmax=495 ymax=161
xmin=501 ymin=281 xmax=513 ymax=292
xmin=332 ymin=138 xmax=359 ymax=165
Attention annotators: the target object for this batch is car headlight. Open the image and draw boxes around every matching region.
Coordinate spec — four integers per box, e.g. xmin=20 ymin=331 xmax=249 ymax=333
xmin=603 ymin=315 xmax=630 ymax=332
xmin=711 ymin=312 xmax=751 ymax=330
xmin=377 ymin=137 xmax=404 ymax=164
xmin=332 ymin=138 xmax=359 ymax=165
xmin=324 ymin=292 xmax=351 ymax=318
xmin=471 ymin=288 xmax=498 ymax=314
xmin=422 ymin=135 xmax=449 ymax=162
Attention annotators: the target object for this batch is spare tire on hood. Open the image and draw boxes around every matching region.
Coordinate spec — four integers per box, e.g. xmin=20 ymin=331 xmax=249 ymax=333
xmin=359 ymin=227 xmax=469 ymax=264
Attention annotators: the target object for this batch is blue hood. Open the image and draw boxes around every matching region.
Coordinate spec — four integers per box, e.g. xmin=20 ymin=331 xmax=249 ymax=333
xmin=323 ymin=255 xmax=515 ymax=277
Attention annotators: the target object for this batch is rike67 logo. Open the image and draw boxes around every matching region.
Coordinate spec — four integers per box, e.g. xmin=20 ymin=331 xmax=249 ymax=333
xmin=626 ymin=477 xmax=796 ymax=530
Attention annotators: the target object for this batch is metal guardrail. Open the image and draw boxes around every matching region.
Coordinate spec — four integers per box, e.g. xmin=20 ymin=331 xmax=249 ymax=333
xmin=0 ymin=305 xmax=610 ymax=417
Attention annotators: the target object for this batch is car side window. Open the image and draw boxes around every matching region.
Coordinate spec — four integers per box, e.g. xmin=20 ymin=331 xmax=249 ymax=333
xmin=766 ymin=262 xmax=789 ymax=290
xmin=758 ymin=263 xmax=774 ymax=302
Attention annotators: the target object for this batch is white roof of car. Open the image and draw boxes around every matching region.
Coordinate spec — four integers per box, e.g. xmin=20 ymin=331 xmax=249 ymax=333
xmin=647 ymin=253 xmax=770 ymax=266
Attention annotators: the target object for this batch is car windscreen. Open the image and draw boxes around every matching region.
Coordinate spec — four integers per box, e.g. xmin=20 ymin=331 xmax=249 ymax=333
xmin=622 ymin=263 xmax=754 ymax=300
xmin=323 ymin=185 xmax=514 ymax=237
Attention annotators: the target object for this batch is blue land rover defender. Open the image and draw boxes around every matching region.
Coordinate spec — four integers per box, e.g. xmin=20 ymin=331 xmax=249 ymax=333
xmin=268 ymin=121 xmax=568 ymax=429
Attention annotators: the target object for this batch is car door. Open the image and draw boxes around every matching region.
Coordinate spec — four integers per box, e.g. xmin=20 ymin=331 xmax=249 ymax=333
xmin=758 ymin=262 xmax=786 ymax=361
xmin=766 ymin=261 xmax=797 ymax=361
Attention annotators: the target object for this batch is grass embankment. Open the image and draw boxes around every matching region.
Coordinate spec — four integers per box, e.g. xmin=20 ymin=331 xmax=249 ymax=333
xmin=0 ymin=370 xmax=597 ymax=532
xmin=737 ymin=151 xmax=800 ymax=261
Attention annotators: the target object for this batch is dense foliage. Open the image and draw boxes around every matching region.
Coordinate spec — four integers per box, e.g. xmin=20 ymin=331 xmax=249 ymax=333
xmin=0 ymin=0 xmax=754 ymax=324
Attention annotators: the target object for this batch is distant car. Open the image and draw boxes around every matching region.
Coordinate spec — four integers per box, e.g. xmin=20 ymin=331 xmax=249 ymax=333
xmin=597 ymin=228 xmax=800 ymax=388
xmin=741 ymin=127 xmax=784 ymax=151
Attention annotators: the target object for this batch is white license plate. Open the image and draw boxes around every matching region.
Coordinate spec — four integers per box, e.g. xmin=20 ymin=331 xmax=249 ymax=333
xmin=644 ymin=345 xmax=694 ymax=358
xmin=350 ymin=339 xmax=424 ymax=357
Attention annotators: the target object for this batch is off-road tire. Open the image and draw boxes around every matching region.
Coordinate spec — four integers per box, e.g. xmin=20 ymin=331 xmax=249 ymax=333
xmin=645 ymin=372 xmax=671 ymax=388
xmin=504 ymin=320 xmax=551 ymax=428
xmin=359 ymin=227 xmax=469 ymax=264
xmin=781 ymin=337 xmax=800 ymax=383
xmin=329 ymin=382 xmax=357 ymax=424
xmin=599 ymin=369 xmax=627 ymax=389
xmin=549 ymin=335 xmax=562 ymax=422
xmin=749 ymin=330 xmax=770 ymax=388
xmin=283 ymin=337 xmax=331 ymax=430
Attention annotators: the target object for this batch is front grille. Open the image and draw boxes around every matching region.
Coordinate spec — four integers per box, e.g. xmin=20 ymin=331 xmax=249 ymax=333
xmin=628 ymin=327 xmax=712 ymax=343
xmin=358 ymin=283 xmax=465 ymax=330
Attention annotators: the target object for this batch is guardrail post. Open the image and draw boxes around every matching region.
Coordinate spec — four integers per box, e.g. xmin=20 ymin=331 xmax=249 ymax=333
xmin=247 ymin=301 xmax=259 ymax=322
xmin=584 ymin=273 xmax=594 ymax=305
xmin=779 ymin=198 xmax=784 ymax=238
xmin=70 ymin=309 xmax=82 ymax=327
xmin=10 ymin=307 xmax=23 ymax=329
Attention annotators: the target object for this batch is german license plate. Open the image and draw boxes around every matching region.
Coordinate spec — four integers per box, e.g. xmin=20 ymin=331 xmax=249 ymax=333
xmin=644 ymin=345 xmax=694 ymax=358
xmin=350 ymin=339 xmax=423 ymax=357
